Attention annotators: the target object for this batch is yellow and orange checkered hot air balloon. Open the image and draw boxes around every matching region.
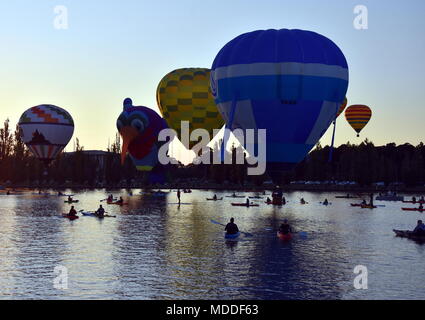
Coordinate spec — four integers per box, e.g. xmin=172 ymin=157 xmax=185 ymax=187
xmin=18 ymin=105 xmax=74 ymax=165
xmin=156 ymin=68 xmax=224 ymax=150
xmin=345 ymin=104 xmax=372 ymax=137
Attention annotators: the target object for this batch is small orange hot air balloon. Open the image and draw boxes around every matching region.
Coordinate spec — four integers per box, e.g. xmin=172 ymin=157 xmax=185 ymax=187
xmin=345 ymin=105 xmax=372 ymax=137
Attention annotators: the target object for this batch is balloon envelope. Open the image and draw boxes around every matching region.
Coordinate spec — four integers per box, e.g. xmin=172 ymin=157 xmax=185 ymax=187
xmin=18 ymin=105 xmax=74 ymax=164
xmin=211 ymin=29 xmax=349 ymax=175
xmin=336 ymin=97 xmax=348 ymax=119
xmin=157 ymin=68 xmax=224 ymax=149
xmin=117 ymin=98 xmax=168 ymax=172
xmin=345 ymin=104 xmax=372 ymax=136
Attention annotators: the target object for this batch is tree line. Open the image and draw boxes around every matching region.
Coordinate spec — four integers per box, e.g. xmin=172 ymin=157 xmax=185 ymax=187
xmin=1 ymin=118 xmax=424 ymax=187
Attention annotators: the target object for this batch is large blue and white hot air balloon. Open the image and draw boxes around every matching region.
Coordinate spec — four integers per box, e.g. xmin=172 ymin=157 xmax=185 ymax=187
xmin=211 ymin=29 xmax=349 ymax=180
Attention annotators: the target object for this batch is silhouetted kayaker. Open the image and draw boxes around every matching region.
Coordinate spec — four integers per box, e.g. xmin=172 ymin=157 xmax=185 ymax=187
xmin=117 ymin=197 xmax=124 ymax=204
xmin=213 ymin=194 xmax=217 ymax=200
xmin=413 ymin=220 xmax=425 ymax=236
xmin=96 ymin=205 xmax=105 ymax=217
xmin=68 ymin=206 xmax=77 ymax=216
xmin=225 ymin=218 xmax=239 ymax=235
xmin=369 ymin=193 xmax=374 ymax=207
xmin=323 ymin=199 xmax=329 ymax=205
xmin=279 ymin=219 xmax=292 ymax=235
xmin=177 ymin=189 xmax=181 ymax=204
xmin=246 ymin=198 xmax=250 ymax=206
xmin=266 ymin=197 xmax=272 ymax=204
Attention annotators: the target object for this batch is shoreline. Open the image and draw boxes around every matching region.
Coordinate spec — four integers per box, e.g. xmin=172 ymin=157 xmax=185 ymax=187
xmin=2 ymin=183 xmax=425 ymax=194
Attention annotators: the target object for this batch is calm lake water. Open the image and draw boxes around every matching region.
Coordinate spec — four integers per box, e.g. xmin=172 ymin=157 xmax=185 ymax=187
xmin=0 ymin=189 xmax=424 ymax=300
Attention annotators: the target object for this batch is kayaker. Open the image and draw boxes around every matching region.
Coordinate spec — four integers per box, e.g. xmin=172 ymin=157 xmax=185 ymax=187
xmin=213 ymin=194 xmax=217 ymax=201
xmin=412 ymin=196 xmax=417 ymax=203
xmin=278 ymin=219 xmax=293 ymax=235
xmin=177 ymin=189 xmax=181 ymax=204
xmin=419 ymin=203 xmax=423 ymax=210
xmin=413 ymin=220 xmax=425 ymax=236
xmin=362 ymin=199 xmax=367 ymax=205
xmin=225 ymin=218 xmax=239 ymax=235
xmin=116 ymin=197 xmax=124 ymax=204
xmin=246 ymin=198 xmax=250 ymax=206
xmin=323 ymin=199 xmax=329 ymax=205
xmin=68 ymin=196 xmax=73 ymax=202
xmin=369 ymin=193 xmax=374 ymax=207
xmin=282 ymin=197 xmax=286 ymax=205
xmin=96 ymin=205 xmax=105 ymax=217
xmin=58 ymin=191 xmax=63 ymax=196
xmin=420 ymin=196 xmax=425 ymax=202
xmin=68 ymin=206 xmax=77 ymax=217
xmin=232 ymin=192 xmax=237 ymax=197
xmin=300 ymin=198 xmax=306 ymax=204
xmin=266 ymin=197 xmax=272 ymax=204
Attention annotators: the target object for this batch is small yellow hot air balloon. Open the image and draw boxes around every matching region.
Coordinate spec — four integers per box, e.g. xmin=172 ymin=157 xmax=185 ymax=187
xmin=156 ymin=68 xmax=224 ymax=149
xmin=345 ymin=104 xmax=372 ymax=137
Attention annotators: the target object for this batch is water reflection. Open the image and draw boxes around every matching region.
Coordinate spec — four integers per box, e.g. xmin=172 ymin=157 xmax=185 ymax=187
xmin=0 ymin=189 xmax=424 ymax=299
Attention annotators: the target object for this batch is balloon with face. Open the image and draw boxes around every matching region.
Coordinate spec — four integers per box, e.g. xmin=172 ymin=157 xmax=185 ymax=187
xmin=116 ymin=98 xmax=168 ymax=172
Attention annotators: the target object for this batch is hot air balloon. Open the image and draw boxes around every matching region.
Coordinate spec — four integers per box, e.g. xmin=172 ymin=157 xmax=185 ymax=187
xmin=336 ymin=97 xmax=348 ymax=118
xmin=156 ymin=68 xmax=224 ymax=150
xmin=211 ymin=29 xmax=349 ymax=180
xmin=18 ymin=105 xmax=74 ymax=165
xmin=117 ymin=98 xmax=168 ymax=172
xmin=345 ymin=105 xmax=372 ymax=137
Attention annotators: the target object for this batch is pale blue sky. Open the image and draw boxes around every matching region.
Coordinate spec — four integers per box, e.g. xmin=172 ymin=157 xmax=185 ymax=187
xmin=0 ymin=0 xmax=424 ymax=156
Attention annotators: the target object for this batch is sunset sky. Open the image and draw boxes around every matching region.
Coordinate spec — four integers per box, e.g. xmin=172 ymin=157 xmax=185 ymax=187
xmin=1 ymin=0 xmax=424 ymax=162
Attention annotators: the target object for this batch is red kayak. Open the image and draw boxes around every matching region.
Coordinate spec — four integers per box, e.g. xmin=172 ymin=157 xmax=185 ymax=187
xmin=277 ymin=232 xmax=293 ymax=241
xmin=63 ymin=214 xmax=79 ymax=220
xmin=107 ymin=201 xmax=128 ymax=206
xmin=402 ymin=200 xmax=425 ymax=204
xmin=402 ymin=208 xmax=425 ymax=212
xmin=231 ymin=203 xmax=259 ymax=207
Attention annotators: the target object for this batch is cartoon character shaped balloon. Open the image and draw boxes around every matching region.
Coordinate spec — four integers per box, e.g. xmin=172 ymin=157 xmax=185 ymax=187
xmin=345 ymin=104 xmax=372 ymax=137
xmin=117 ymin=98 xmax=168 ymax=172
xmin=211 ymin=29 xmax=349 ymax=179
xmin=18 ymin=105 xmax=74 ymax=165
xmin=156 ymin=68 xmax=224 ymax=150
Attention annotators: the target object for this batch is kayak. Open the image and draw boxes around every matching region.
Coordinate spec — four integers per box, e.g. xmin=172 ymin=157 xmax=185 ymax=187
xmin=249 ymin=196 xmax=263 ymax=199
xmin=351 ymin=203 xmax=364 ymax=207
xmin=402 ymin=208 xmax=425 ymax=212
xmin=206 ymin=198 xmax=223 ymax=201
xmin=225 ymin=232 xmax=240 ymax=239
xmin=336 ymin=195 xmax=360 ymax=199
xmin=277 ymin=232 xmax=293 ymax=241
xmin=393 ymin=229 xmax=425 ymax=242
xmin=361 ymin=204 xmax=377 ymax=209
xmin=81 ymin=212 xmax=116 ymax=218
xmin=107 ymin=201 xmax=127 ymax=205
xmin=231 ymin=203 xmax=259 ymax=207
xmin=226 ymin=195 xmax=245 ymax=198
xmin=64 ymin=200 xmax=79 ymax=203
xmin=62 ymin=214 xmax=79 ymax=220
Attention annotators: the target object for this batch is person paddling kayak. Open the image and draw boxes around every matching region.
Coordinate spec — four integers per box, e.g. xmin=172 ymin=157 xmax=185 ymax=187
xmin=278 ymin=219 xmax=293 ymax=235
xmin=67 ymin=196 xmax=73 ymax=202
xmin=323 ymin=199 xmax=329 ymax=205
xmin=213 ymin=194 xmax=218 ymax=201
xmin=225 ymin=218 xmax=239 ymax=236
xmin=68 ymin=206 xmax=77 ymax=217
xmin=116 ymin=196 xmax=124 ymax=204
xmin=413 ymin=220 xmax=425 ymax=236
xmin=96 ymin=205 xmax=105 ymax=218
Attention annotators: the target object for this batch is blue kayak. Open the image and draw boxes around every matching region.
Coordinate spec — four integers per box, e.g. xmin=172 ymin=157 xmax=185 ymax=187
xmin=225 ymin=232 xmax=241 ymax=239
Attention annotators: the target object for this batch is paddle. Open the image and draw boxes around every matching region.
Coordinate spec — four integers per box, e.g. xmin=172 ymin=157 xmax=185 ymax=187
xmin=210 ymin=219 xmax=253 ymax=237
